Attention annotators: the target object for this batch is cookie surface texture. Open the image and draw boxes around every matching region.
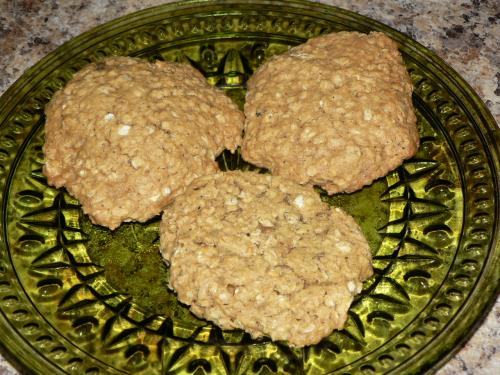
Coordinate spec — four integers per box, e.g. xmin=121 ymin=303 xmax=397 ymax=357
xmin=43 ymin=57 xmax=243 ymax=229
xmin=160 ymin=171 xmax=373 ymax=347
xmin=242 ymin=31 xmax=419 ymax=194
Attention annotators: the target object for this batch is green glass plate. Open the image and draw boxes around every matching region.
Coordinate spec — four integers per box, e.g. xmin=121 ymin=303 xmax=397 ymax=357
xmin=0 ymin=1 xmax=498 ymax=374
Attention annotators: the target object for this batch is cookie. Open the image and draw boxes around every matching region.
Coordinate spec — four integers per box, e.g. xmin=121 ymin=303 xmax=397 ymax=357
xmin=160 ymin=171 xmax=372 ymax=347
xmin=43 ymin=57 xmax=244 ymax=229
xmin=242 ymin=31 xmax=419 ymax=194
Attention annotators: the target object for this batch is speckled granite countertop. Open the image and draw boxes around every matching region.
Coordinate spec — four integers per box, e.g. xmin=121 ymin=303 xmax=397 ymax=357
xmin=0 ymin=0 xmax=498 ymax=374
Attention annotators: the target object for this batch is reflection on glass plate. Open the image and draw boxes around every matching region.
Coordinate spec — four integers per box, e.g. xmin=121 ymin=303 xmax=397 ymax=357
xmin=0 ymin=1 xmax=498 ymax=374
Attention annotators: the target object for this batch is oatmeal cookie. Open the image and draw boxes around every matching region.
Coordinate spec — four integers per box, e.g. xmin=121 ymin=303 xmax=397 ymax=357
xmin=43 ymin=57 xmax=243 ymax=229
xmin=242 ymin=31 xmax=419 ymax=194
xmin=160 ymin=171 xmax=372 ymax=347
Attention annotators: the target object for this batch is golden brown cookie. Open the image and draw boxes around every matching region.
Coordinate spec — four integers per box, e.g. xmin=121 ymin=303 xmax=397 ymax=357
xmin=160 ymin=171 xmax=372 ymax=347
xmin=242 ymin=31 xmax=419 ymax=194
xmin=43 ymin=57 xmax=243 ymax=229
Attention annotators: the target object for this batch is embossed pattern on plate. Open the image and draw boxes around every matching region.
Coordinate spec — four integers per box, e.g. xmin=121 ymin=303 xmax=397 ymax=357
xmin=0 ymin=1 xmax=498 ymax=374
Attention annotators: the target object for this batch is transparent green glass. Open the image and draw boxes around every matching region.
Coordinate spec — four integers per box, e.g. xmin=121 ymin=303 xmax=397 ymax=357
xmin=0 ymin=1 xmax=498 ymax=374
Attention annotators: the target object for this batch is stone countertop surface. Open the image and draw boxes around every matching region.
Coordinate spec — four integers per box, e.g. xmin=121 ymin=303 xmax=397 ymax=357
xmin=0 ymin=0 xmax=498 ymax=374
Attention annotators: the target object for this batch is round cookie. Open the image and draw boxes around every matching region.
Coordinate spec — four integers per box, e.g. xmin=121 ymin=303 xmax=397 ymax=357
xmin=43 ymin=57 xmax=244 ymax=229
xmin=160 ymin=171 xmax=372 ymax=347
xmin=242 ymin=31 xmax=419 ymax=194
